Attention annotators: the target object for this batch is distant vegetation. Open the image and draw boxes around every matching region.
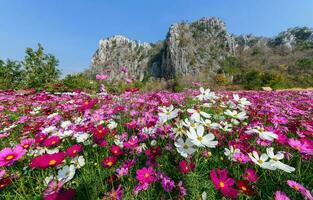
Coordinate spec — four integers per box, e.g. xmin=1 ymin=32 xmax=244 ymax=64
xmin=1 ymin=41 xmax=313 ymax=92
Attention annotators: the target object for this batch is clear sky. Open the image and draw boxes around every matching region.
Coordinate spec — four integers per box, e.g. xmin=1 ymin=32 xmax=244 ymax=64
xmin=0 ymin=0 xmax=312 ymax=75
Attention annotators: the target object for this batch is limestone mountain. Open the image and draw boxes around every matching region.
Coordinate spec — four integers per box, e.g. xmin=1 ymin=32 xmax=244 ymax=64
xmin=86 ymin=17 xmax=313 ymax=82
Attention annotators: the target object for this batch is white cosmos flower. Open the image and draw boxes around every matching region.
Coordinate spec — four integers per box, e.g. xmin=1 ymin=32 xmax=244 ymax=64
xmin=246 ymin=126 xmax=278 ymax=141
xmin=61 ymin=121 xmax=72 ymax=129
xmin=233 ymin=94 xmax=251 ymax=109
xmin=42 ymin=126 xmax=57 ymax=134
xmin=182 ymin=118 xmax=200 ymax=130
xmin=114 ymin=135 xmax=124 ymax=148
xmin=107 ymin=120 xmax=117 ymax=130
xmin=175 ymin=137 xmax=196 ymax=158
xmin=75 ymin=132 xmax=90 ymax=143
xmin=158 ymin=105 xmax=180 ymax=123
xmin=71 ymin=156 xmax=85 ymax=169
xmin=44 ymin=175 xmax=54 ymax=186
xmin=186 ymin=125 xmax=218 ymax=148
xmin=196 ymin=87 xmax=218 ymax=101
xmin=47 ymin=113 xmax=59 ymax=119
xmin=248 ymin=151 xmax=276 ymax=170
xmin=142 ymin=127 xmax=156 ymax=135
xmin=57 ymin=165 xmax=76 ymax=183
xmin=224 ymin=146 xmax=240 ymax=161
xmin=266 ymin=147 xmax=295 ymax=173
xmin=219 ymin=121 xmax=233 ymax=132
xmin=224 ymin=110 xmax=247 ymax=121
xmin=200 ymin=119 xmax=220 ymax=129
xmin=172 ymin=122 xmax=186 ymax=138
xmin=187 ymin=108 xmax=211 ymax=122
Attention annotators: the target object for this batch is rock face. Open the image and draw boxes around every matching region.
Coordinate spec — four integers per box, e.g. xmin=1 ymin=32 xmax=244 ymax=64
xmin=87 ymin=35 xmax=154 ymax=81
xmin=87 ymin=18 xmax=313 ymax=81
xmin=160 ymin=17 xmax=236 ymax=79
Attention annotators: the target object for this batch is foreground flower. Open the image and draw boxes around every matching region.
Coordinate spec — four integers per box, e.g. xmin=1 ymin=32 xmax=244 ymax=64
xmin=136 ymin=167 xmax=156 ymax=184
xmin=274 ymin=191 xmax=290 ymax=200
xmin=102 ymin=156 xmax=117 ymax=168
xmin=175 ymin=137 xmax=196 ymax=158
xmin=57 ymin=165 xmax=76 ymax=183
xmin=158 ymin=105 xmax=179 ymax=123
xmin=248 ymin=151 xmax=275 ymax=170
xmin=66 ymin=144 xmax=83 ymax=157
xmin=0 ymin=146 xmax=26 ymax=167
xmin=266 ymin=147 xmax=295 ymax=173
xmin=31 ymin=152 xmax=66 ymax=169
xmin=210 ymin=169 xmax=238 ymax=198
xmin=161 ymin=175 xmax=175 ymax=192
xmin=287 ymin=180 xmax=313 ymax=200
xmin=186 ymin=125 xmax=218 ymax=148
xmin=179 ymin=160 xmax=195 ymax=174
xmin=242 ymin=168 xmax=258 ymax=183
xmin=246 ymin=126 xmax=278 ymax=141
xmin=104 ymin=184 xmax=123 ymax=200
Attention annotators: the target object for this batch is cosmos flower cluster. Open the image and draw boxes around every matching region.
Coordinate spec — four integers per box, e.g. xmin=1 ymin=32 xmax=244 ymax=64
xmin=0 ymin=87 xmax=312 ymax=199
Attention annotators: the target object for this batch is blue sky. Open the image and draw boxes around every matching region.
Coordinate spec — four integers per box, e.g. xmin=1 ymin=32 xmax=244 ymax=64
xmin=0 ymin=0 xmax=312 ymax=75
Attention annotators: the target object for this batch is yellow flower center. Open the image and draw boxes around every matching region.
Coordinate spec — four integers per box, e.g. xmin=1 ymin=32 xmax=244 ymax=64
xmin=219 ymin=182 xmax=225 ymax=188
xmin=5 ymin=155 xmax=14 ymax=161
xmin=49 ymin=159 xmax=57 ymax=166
xmin=294 ymin=185 xmax=299 ymax=191
xmin=23 ymin=144 xmax=29 ymax=148
xmin=241 ymin=186 xmax=247 ymax=191
xmin=183 ymin=144 xmax=189 ymax=149
xmin=107 ymin=161 xmax=113 ymax=166
xmin=197 ymin=136 xmax=203 ymax=142
xmin=144 ymin=173 xmax=150 ymax=178
xmin=51 ymin=141 xmax=56 ymax=145
xmin=257 ymin=159 xmax=264 ymax=164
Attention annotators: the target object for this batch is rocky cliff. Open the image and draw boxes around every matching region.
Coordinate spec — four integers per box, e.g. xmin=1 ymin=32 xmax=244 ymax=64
xmin=87 ymin=17 xmax=313 ymax=81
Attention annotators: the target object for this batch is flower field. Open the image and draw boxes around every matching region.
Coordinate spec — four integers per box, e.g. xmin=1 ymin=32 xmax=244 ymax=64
xmin=0 ymin=88 xmax=312 ymax=200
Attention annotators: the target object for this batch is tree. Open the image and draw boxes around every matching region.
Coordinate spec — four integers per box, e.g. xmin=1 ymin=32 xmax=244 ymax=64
xmin=22 ymin=44 xmax=60 ymax=88
xmin=0 ymin=59 xmax=23 ymax=89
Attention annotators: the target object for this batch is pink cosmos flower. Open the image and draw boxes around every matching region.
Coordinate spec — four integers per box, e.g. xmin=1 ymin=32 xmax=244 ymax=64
xmin=104 ymin=184 xmax=123 ymax=200
xmin=234 ymin=152 xmax=250 ymax=164
xmin=30 ymin=152 xmax=66 ymax=169
xmin=102 ymin=156 xmax=117 ymax=168
xmin=43 ymin=136 xmax=61 ymax=147
xmin=119 ymin=66 xmax=128 ymax=73
xmin=179 ymin=160 xmax=195 ymax=174
xmin=288 ymin=139 xmax=313 ymax=155
xmin=0 ymin=169 xmax=6 ymax=179
xmin=66 ymin=144 xmax=83 ymax=157
xmin=287 ymin=180 xmax=313 ymax=200
xmin=20 ymin=138 xmax=35 ymax=149
xmin=275 ymin=191 xmax=290 ymax=200
xmin=111 ymin=145 xmax=123 ymax=157
xmin=161 ymin=175 xmax=175 ymax=192
xmin=177 ymin=181 xmax=187 ymax=197
xmin=136 ymin=167 xmax=156 ymax=185
xmin=96 ymin=74 xmax=108 ymax=81
xmin=0 ymin=146 xmax=26 ymax=167
xmin=210 ymin=168 xmax=238 ymax=199
xmin=242 ymin=168 xmax=259 ymax=183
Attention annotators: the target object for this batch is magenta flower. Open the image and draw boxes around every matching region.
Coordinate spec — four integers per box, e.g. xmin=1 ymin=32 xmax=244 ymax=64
xmin=136 ymin=167 xmax=156 ymax=185
xmin=43 ymin=136 xmax=61 ymax=147
xmin=242 ymin=168 xmax=259 ymax=183
xmin=161 ymin=176 xmax=175 ymax=192
xmin=20 ymin=138 xmax=35 ymax=149
xmin=287 ymin=180 xmax=313 ymax=200
xmin=96 ymin=74 xmax=108 ymax=80
xmin=0 ymin=146 xmax=26 ymax=167
xmin=210 ymin=168 xmax=238 ymax=199
xmin=105 ymin=184 xmax=123 ymax=200
xmin=66 ymin=144 xmax=83 ymax=157
xmin=274 ymin=191 xmax=290 ymax=200
xmin=30 ymin=152 xmax=66 ymax=169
